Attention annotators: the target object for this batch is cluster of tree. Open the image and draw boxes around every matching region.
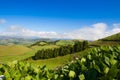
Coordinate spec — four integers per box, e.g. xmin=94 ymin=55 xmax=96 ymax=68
xmin=33 ymin=40 xmax=88 ymax=60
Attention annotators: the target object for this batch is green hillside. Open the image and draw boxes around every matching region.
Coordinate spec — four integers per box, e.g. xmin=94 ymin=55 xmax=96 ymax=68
xmin=0 ymin=45 xmax=32 ymax=57
xmin=55 ymin=40 xmax=74 ymax=46
xmin=90 ymin=32 xmax=120 ymax=46
xmin=1 ymin=32 xmax=120 ymax=69
xmin=99 ymin=32 xmax=120 ymax=41
xmin=1 ymin=46 xmax=120 ymax=80
xmin=26 ymin=48 xmax=90 ymax=69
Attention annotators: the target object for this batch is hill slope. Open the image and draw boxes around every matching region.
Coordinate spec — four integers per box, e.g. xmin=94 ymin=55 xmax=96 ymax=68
xmin=0 ymin=45 xmax=32 ymax=57
xmin=99 ymin=32 xmax=120 ymax=41
xmin=90 ymin=32 xmax=120 ymax=46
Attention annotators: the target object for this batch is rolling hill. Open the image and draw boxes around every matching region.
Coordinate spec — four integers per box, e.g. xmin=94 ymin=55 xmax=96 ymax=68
xmin=1 ymin=33 xmax=120 ymax=69
xmin=90 ymin=32 xmax=120 ymax=46
xmin=99 ymin=32 xmax=120 ymax=41
xmin=0 ymin=36 xmax=52 ymax=45
xmin=0 ymin=45 xmax=32 ymax=57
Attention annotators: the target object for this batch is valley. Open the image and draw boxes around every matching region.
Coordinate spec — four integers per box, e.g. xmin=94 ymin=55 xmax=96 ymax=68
xmin=0 ymin=33 xmax=120 ymax=79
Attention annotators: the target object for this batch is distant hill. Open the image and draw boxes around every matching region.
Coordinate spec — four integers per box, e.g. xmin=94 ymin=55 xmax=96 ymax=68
xmin=29 ymin=41 xmax=49 ymax=47
xmin=55 ymin=40 xmax=74 ymax=46
xmin=90 ymin=32 xmax=120 ymax=46
xmin=29 ymin=39 xmax=80 ymax=47
xmin=0 ymin=36 xmax=52 ymax=45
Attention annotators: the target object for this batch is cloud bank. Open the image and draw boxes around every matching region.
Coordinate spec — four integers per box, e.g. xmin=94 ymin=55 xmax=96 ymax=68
xmin=0 ymin=23 xmax=120 ymax=40
xmin=64 ymin=23 xmax=120 ymax=40
xmin=0 ymin=19 xmax=6 ymax=24
xmin=1 ymin=25 xmax=58 ymax=38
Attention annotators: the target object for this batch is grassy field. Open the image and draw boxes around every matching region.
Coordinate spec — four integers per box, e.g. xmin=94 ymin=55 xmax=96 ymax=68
xmin=0 ymin=50 xmax=37 ymax=63
xmin=0 ymin=44 xmax=59 ymax=63
xmin=89 ymin=41 xmax=120 ymax=46
xmin=0 ymin=45 xmax=32 ymax=56
xmin=0 ymin=44 xmax=62 ymax=60
xmin=99 ymin=32 xmax=120 ymax=41
xmin=1 ymin=32 xmax=120 ymax=69
xmin=55 ymin=40 xmax=74 ymax=46
xmin=89 ymin=33 xmax=120 ymax=46
xmin=0 ymin=42 xmax=90 ymax=69
xmin=26 ymin=48 xmax=90 ymax=69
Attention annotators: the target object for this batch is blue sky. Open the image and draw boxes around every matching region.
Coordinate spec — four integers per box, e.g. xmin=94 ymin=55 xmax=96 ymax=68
xmin=0 ymin=0 xmax=120 ymax=40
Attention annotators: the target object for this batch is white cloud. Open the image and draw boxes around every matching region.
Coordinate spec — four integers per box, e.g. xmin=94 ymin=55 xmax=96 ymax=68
xmin=1 ymin=25 xmax=58 ymax=38
xmin=0 ymin=23 xmax=120 ymax=40
xmin=0 ymin=19 xmax=6 ymax=24
xmin=64 ymin=23 xmax=120 ymax=40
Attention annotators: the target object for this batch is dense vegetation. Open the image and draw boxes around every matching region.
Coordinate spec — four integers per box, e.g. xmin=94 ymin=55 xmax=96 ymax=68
xmin=33 ymin=41 xmax=88 ymax=59
xmin=0 ymin=46 xmax=120 ymax=80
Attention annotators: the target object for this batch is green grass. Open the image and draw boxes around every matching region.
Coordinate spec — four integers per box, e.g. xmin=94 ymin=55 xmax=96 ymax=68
xmin=89 ymin=41 xmax=120 ymax=46
xmin=0 ymin=45 xmax=59 ymax=63
xmin=0 ymin=40 xmax=91 ymax=69
xmin=89 ymin=32 xmax=120 ymax=47
xmin=0 ymin=40 xmax=90 ymax=69
xmin=1 ymin=33 xmax=120 ymax=70
xmin=99 ymin=32 xmax=120 ymax=41
xmin=0 ymin=44 xmax=59 ymax=64
xmin=55 ymin=40 xmax=74 ymax=46
xmin=0 ymin=49 xmax=36 ymax=63
xmin=26 ymin=48 xmax=90 ymax=69
xmin=0 ymin=45 xmax=37 ymax=63
xmin=0 ymin=45 xmax=32 ymax=56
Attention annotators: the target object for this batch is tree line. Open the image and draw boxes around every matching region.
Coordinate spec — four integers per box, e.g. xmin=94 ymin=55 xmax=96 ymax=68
xmin=33 ymin=40 xmax=88 ymax=60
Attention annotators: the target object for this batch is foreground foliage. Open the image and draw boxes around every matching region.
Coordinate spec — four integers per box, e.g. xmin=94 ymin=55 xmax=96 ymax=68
xmin=0 ymin=46 xmax=120 ymax=80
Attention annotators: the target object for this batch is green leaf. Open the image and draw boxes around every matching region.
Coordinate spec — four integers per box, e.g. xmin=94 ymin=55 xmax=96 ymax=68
xmin=85 ymin=69 xmax=98 ymax=80
xmin=107 ymin=65 xmax=119 ymax=79
xmin=104 ymin=56 xmax=110 ymax=66
xmin=104 ymin=67 xmax=109 ymax=74
xmin=69 ymin=70 xmax=76 ymax=78
xmin=79 ymin=74 xmax=85 ymax=80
